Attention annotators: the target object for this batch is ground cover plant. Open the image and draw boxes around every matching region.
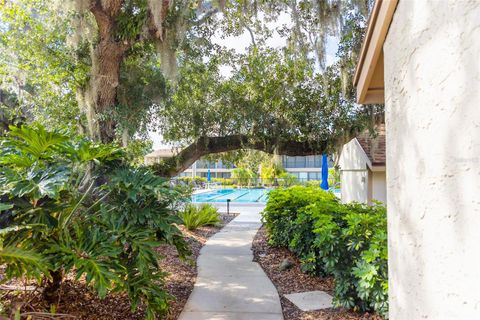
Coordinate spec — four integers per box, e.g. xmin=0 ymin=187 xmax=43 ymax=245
xmin=262 ymin=186 xmax=388 ymax=318
xmin=180 ymin=203 xmax=221 ymax=231
xmin=0 ymin=125 xmax=189 ymax=319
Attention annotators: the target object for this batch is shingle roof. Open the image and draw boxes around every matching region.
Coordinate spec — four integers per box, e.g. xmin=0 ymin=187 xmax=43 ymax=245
xmin=356 ymin=124 xmax=386 ymax=166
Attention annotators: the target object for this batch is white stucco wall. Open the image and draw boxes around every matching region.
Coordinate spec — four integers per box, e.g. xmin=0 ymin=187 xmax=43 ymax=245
xmin=384 ymin=1 xmax=480 ymax=318
xmin=339 ymin=138 xmax=369 ymax=170
xmin=341 ymin=170 xmax=368 ymax=203
xmin=371 ymin=171 xmax=386 ymax=204
xmin=339 ymin=139 xmax=369 ymax=203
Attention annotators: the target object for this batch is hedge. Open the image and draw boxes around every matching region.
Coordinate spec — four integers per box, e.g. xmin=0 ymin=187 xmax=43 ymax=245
xmin=261 ymin=186 xmax=388 ymax=317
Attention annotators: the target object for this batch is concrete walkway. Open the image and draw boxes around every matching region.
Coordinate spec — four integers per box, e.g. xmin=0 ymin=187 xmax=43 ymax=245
xmin=179 ymin=203 xmax=284 ymax=320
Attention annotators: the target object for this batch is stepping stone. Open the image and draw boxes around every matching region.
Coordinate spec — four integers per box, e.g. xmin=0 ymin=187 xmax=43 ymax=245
xmin=284 ymin=290 xmax=333 ymax=311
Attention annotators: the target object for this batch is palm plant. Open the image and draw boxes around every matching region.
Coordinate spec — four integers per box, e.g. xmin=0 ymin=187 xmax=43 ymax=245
xmin=180 ymin=203 xmax=221 ymax=231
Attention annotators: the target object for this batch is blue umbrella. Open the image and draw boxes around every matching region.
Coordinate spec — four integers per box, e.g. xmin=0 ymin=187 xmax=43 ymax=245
xmin=320 ymin=154 xmax=329 ymax=190
xmin=207 ymin=168 xmax=211 ymax=182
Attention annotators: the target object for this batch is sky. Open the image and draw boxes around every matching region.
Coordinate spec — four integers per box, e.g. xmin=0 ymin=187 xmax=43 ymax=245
xmin=149 ymin=13 xmax=339 ymax=150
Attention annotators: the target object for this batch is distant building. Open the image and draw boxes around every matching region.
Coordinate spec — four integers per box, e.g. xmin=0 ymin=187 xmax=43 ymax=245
xmin=144 ymin=149 xmax=326 ymax=181
xmin=338 ymin=124 xmax=386 ymax=204
xmin=281 ymin=155 xmax=325 ymax=181
xmin=181 ymin=159 xmax=234 ymax=179
xmin=144 ymin=149 xmax=177 ymax=165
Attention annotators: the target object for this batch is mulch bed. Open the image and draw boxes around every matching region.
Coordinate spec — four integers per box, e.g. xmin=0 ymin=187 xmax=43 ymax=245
xmin=252 ymin=226 xmax=382 ymax=320
xmin=0 ymin=212 xmax=237 ymax=320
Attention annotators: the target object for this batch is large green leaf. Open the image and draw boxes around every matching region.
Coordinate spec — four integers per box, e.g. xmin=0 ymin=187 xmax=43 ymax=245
xmin=6 ymin=124 xmax=69 ymax=159
xmin=60 ymin=140 xmax=123 ymax=163
xmin=4 ymin=165 xmax=70 ymax=200
xmin=0 ymin=203 xmax=13 ymax=212
xmin=0 ymin=245 xmax=48 ymax=280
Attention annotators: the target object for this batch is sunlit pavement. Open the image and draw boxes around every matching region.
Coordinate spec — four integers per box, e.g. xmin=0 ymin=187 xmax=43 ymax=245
xmin=179 ymin=203 xmax=284 ymax=320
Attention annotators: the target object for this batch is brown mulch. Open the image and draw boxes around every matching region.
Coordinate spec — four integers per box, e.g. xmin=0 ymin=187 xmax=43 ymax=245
xmin=0 ymin=212 xmax=237 ymax=320
xmin=252 ymin=226 xmax=382 ymax=320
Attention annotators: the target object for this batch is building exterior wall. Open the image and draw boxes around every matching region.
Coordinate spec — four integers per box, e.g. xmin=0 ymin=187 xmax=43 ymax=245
xmin=339 ymin=139 xmax=369 ymax=203
xmin=384 ymin=1 xmax=480 ymax=318
xmin=341 ymin=169 xmax=368 ymax=203
xmin=181 ymin=159 xmax=233 ymax=178
xmin=371 ymin=171 xmax=386 ymax=204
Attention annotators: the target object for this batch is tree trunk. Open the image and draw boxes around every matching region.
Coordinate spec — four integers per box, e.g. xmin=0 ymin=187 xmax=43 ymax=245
xmin=43 ymin=269 xmax=63 ymax=304
xmin=77 ymin=0 xmax=129 ymax=143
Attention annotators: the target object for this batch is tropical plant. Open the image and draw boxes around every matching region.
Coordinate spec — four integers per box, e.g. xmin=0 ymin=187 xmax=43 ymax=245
xmin=328 ymin=167 xmax=341 ymax=188
xmin=180 ymin=203 xmax=221 ymax=231
xmin=320 ymin=202 xmax=388 ymax=315
xmin=259 ymin=160 xmax=283 ymax=186
xmin=278 ymin=172 xmax=299 ymax=187
xmin=0 ymin=124 xmax=189 ymax=319
xmin=0 ymin=204 xmax=48 ymax=281
xmin=211 ymin=177 xmax=234 ymax=186
xmin=231 ymin=168 xmax=256 ymax=187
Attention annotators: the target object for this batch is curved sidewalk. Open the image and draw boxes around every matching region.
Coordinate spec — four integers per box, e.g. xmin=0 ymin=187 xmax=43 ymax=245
xmin=179 ymin=203 xmax=284 ymax=320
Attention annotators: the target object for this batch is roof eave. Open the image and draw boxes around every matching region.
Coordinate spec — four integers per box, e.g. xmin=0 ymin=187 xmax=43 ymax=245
xmin=354 ymin=0 xmax=398 ymax=104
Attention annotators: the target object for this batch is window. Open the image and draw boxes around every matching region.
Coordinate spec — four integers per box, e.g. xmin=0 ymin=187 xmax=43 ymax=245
xmin=308 ymin=172 xmax=321 ymax=180
xmin=284 ymin=155 xmax=324 ymax=168
xmin=283 ymin=156 xmax=296 ymax=168
xmin=306 ymin=155 xmax=315 ymax=167
xmin=220 ymin=172 xmax=231 ymax=178
xmin=294 ymin=156 xmax=306 ymax=168
xmin=314 ymin=155 xmax=322 ymax=167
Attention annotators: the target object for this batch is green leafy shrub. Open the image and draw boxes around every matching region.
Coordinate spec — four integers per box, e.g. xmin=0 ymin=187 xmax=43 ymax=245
xmin=180 ymin=203 xmax=221 ymax=230
xmin=0 ymin=125 xmax=189 ymax=319
xmin=261 ymin=186 xmax=388 ymax=318
xmin=177 ymin=176 xmax=207 ymax=185
xmin=309 ymin=202 xmax=388 ymax=315
xmin=211 ymin=177 xmax=234 ymax=186
xmin=262 ymin=186 xmax=337 ymax=247
xmin=305 ymin=179 xmax=321 ymax=187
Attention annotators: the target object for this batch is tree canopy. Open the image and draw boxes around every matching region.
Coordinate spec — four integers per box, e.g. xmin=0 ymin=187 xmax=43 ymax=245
xmin=0 ymin=0 xmax=381 ymax=176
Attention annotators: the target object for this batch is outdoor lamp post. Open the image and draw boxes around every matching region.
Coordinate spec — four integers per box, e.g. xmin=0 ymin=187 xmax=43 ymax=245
xmin=227 ymin=199 xmax=231 ymax=215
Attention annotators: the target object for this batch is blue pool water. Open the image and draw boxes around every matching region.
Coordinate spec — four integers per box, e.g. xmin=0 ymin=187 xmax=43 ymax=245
xmin=192 ymin=188 xmax=270 ymax=203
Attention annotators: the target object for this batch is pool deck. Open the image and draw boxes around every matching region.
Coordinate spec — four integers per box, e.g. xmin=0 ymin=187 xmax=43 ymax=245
xmin=179 ymin=203 xmax=283 ymax=320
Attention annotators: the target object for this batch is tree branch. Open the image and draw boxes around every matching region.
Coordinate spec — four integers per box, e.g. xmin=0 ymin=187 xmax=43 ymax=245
xmin=194 ymin=8 xmax=219 ymax=26
xmin=245 ymin=24 xmax=256 ymax=47
xmin=151 ymin=134 xmax=334 ymax=177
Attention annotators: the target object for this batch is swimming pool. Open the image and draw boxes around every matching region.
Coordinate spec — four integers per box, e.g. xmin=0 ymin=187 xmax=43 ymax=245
xmin=192 ymin=188 xmax=270 ymax=203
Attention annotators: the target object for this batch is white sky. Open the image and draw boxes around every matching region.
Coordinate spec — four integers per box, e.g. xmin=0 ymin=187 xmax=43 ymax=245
xmin=149 ymin=13 xmax=339 ymax=150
